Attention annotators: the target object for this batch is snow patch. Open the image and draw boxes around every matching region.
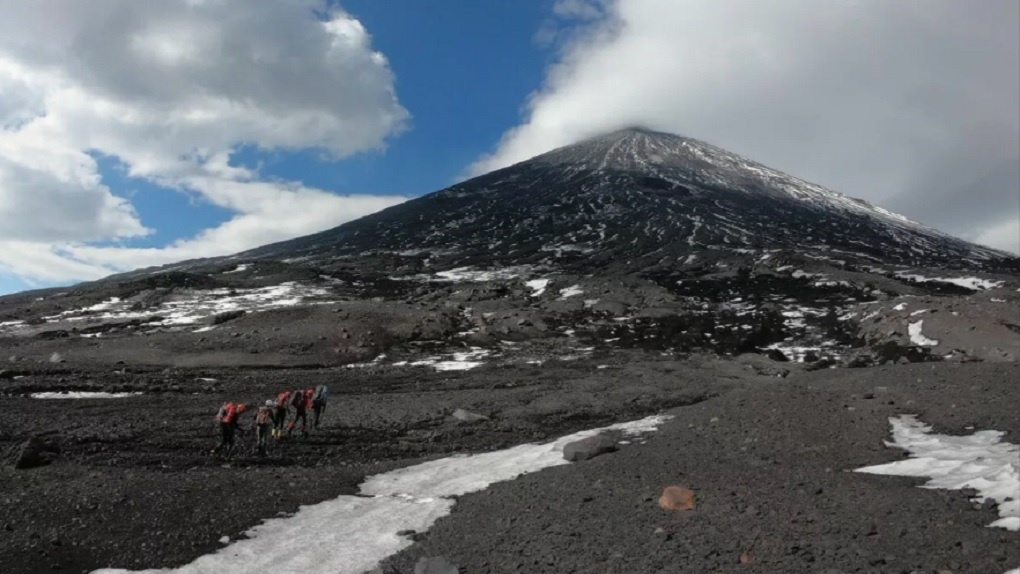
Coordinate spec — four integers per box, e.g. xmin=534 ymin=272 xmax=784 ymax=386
xmin=896 ymin=273 xmax=1004 ymax=291
xmin=855 ymin=415 xmax=1019 ymax=531
xmin=32 ymin=283 xmax=331 ymax=328
xmin=433 ymin=267 xmax=527 ymax=282
xmin=526 ymin=279 xmax=550 ymax=297
xmin=405 ymin=348 xmax=492 ymax=371
xmin=908 ymin=320 xmax=939 ymax=347
xmin=31 ymin=392 xmax=142 ymax=399
xmin=559 ymin=285 xmax=583 ymax=299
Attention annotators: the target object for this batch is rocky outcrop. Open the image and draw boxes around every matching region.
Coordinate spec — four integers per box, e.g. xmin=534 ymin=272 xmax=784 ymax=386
xmin=14 ymin=437 xmax=61 ymax=470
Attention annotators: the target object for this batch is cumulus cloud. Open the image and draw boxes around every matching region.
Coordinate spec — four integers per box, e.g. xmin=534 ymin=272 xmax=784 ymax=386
xmin=473 ymin=0 xmax=1020 ymax=253
xmin=0 ymin=0 xmax=409 ymax=284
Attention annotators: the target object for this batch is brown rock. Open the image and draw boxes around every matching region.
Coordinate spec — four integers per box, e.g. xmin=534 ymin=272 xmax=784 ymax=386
xmin=658 ymin=485 xmax=696 ymax=511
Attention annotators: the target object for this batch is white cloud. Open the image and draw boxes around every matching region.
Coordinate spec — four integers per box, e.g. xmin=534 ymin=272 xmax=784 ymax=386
xmin=971 ymin=218 xmax=1020 ymax=256
xmin=0 ymin=0 xmax=408 ymax=284
xmin=472 ymin=0 xmax=1020 ymax=246
xmin=66 ymin=186 xmax=409 ymax=272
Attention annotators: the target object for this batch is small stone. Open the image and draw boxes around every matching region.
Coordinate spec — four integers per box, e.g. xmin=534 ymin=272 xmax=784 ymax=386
xmin=658 ymin=485 xmax=696 ymax=511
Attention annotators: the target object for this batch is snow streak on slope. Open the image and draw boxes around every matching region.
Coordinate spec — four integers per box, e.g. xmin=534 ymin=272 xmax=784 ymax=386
xmin=92 ymin=415 xmax=673 ymax=574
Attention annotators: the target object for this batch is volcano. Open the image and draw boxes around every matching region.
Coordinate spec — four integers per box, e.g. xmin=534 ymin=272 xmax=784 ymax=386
xmin=232 ymin=127 xmax=1015 ymax=275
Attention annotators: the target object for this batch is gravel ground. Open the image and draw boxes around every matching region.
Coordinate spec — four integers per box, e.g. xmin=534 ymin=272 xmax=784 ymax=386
xmin=1 ymin=359 xmax=1017 ymax=573
xmin=0 ymin=353 xmax=721 ymax=574
xmin=380 ymin=362 xmax=1020 ymax=574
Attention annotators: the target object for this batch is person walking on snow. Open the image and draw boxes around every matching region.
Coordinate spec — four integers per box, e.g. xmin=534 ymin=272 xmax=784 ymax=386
xmin=287 ymin=389 xmax=311 ymax=438
xmin=212 ymin=402 xmax=247 ymax=457
xmin=272 ymin=390 xmax=291 ymax=438
xmin=254 ymin=400 xmax=275 ymax=456
xmin=311 ymin=384 xmax=330 ymax=429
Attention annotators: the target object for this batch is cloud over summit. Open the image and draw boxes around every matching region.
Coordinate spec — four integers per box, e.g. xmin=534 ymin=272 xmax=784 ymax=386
xmin=473 ymin=0 xmax=1020 ymax=253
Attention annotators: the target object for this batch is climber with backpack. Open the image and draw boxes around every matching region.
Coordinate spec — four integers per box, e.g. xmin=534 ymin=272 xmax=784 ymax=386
xmin=212 ymin=402 xmax=247 ymax=457
xmin=254 ymin=400 xmax=275 ymax=456
xmin=272 ymin=390 xmax=291 ymax=438
xmin=311 ymin=384 xmax=330 ymax=429
xmin=287 ymin=389 xmax=310 ymax=438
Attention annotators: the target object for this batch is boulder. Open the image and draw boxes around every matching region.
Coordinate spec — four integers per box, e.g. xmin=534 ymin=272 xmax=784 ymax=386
xmin=658 ymin=485 xmax=696 ymax=511
xmin=415 ymin=556 xmax=459 ymax=574
xmin=765 ymin=349 xmax=789 ymax=362
xmin=14 ymin=437 xmax=61 ymax=470
xmin=803 ymin=357 xmax=836 ymax=371
xmin=846 ymin=353 xmax=873 ymax=368
xmin=563 ymin=433 xmax=617 ymax=462
xmin=451 ymin=409 xmax=489 ymax=423
xmin=49 ymin=352 xmax=65 ymax=364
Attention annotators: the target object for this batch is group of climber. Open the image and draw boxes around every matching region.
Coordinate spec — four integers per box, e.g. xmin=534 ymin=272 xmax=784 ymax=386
xmin=212 ymin=384 xmax=330 ymax=458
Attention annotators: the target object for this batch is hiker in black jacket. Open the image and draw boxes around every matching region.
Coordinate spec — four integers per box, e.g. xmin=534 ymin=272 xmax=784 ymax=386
xmin=311 ymin=384 xmax=330 ymax=429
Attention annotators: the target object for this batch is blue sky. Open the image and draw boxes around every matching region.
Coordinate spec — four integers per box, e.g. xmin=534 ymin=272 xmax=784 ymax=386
xmin=0 ymin=1 xmax=565 ymax=295
xmin=1 ymin=1 xmax=1017 ymax=295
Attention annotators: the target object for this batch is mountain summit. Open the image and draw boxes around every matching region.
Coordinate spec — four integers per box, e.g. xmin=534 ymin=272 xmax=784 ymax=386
xmin=239 ymin=128 xmax=1013 ymax=272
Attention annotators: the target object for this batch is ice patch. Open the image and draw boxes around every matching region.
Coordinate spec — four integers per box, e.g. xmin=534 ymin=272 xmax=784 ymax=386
xmin=855 ymin=415 xmax=1019 ymax=531
xmin=92 ymin=414 xmax=673 ymax=574
xmin=223 ymin=264 xmax=249 ymax=274
xmin=908 ymin=320 xmax=939 ymax=347
xmin=893 ymin=303 xmax=908 ymax=311
xmin=31 ymin=392 xmax=142 ymax=399
xmin=909 ymin=309 xmax=929 ymax=317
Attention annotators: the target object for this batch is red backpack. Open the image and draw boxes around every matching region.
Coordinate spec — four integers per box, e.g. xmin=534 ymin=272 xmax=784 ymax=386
xmin=217 ymin=403 xmax=238 ymax=424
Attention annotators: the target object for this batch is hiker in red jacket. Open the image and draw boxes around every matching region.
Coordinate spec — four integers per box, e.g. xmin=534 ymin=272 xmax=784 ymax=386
xmin=212 ymin=402 xmax=247 ymax=457
xmin=287 ymin=389 xmax=313 ymax=438
xmin=272 ymin=390 xmax=291 ymax=438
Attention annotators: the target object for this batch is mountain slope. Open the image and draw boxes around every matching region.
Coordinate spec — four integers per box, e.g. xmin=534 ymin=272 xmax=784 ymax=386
xmin=238 ymin=128 xmax=1015 ymax=273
